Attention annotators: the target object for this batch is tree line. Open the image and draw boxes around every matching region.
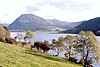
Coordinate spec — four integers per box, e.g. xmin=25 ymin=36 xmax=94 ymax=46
xmin=16 ymin=30 xmax=100 ymax=67
xmin=52 ymin=31 xmax=100 ymax=67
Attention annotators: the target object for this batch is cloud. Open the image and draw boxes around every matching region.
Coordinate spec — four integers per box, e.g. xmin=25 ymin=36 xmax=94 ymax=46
xmin=3 ymin=14 xmax=9 ymax=16
xmin=0 ymin=0 xmax=99 ymax=24
xmin=43 ymin=15 xmax=54 ymax=19
xmin=37 ymin=0 xmax=92 ymax=11
xmin=26 ymin=5 xmax=40 ymax=12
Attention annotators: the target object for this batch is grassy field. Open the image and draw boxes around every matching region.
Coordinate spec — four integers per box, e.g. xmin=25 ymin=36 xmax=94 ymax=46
xmin=0 ymin=42 xmax=83 ymax=67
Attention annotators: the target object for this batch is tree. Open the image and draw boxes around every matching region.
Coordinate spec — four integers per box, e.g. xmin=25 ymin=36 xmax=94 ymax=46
xmin=94 ymin=45 xmax=100 ymax=63
xmin=24 ymin=30 xmax=35 ymax=42
xmin=52 ymin=39 xmax=57 ymax=45
xmin=44 ymin=40 xmax=49 ymax=45
xmin=76 ymin=31 xmax=98 ymax=66
xmin=52 ymin=37 xmax=64 ymax=56
xmin=16 ymin=33 xmax=23 ymax=42
xmin=64 ymin=35 xmax=78 ymax=59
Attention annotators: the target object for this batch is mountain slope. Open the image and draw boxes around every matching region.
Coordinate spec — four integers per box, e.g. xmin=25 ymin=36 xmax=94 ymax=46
xmin=47 ymin=19 xmax=69 ymax=25
xmin=48 ymin=19 xmax=82 ymax=29
xmin=8 ymin=14 xmax=54 ymax=31
xmin=47 ymin=19 xmax=71 ymax=29
xmin=63 ymin=17 xmax=100 ymax=35
xmin=0 ymin=42 xmax=82 ymax=67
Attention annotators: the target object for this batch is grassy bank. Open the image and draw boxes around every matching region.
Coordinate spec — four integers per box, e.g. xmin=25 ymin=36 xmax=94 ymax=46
xmin=0 ymin=42 xmax=83 ymax=67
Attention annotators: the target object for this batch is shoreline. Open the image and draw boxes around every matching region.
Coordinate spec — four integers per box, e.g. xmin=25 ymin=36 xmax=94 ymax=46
xmin=9 ymin=30 xmax=61 ymax=34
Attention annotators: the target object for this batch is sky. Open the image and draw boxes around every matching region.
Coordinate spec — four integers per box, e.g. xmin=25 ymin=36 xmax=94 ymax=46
xmin=0 ymin=0 xmax=100 ymax=24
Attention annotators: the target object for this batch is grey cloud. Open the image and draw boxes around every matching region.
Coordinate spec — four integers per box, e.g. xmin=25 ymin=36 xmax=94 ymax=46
xmin=37 ymin=0 xmax=92 ymax=11
xmin=26 ymin=5 xmax=40 ymax=12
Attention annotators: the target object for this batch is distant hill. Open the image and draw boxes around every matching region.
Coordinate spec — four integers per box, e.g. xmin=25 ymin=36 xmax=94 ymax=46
xmin=68 ymin=21 xmax=84 ymax=28
xmin=47 ymin=19 xmax=69 ymax=26
xmin=3 ymin=23 xmax=9 ymax=27
xmin=8 ymin=14 xmax=55 ymax=31
xmin=47 ymin=19 xmax=71 ymax=29
xmin=63 ymin=17 xmax=100 ymax=36
xmin=47 ymin=19 xmax=82 ymax=29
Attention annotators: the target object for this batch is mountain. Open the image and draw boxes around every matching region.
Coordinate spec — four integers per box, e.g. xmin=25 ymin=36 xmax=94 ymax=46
xmin=68 ymin=21 xmax=84 ymax=28
xmin=3 ymin=23 xmax=9 ymax=27
xmin=47 ymin=19 xmax=82 ymax=29
xmin=47 ymin=19 xmax=71 ymax=29
xmin=47 ymin=19 xmax=69 ymax=25
xmin=0 ymin=23 xmax=10 ymax=37
xmin=8 ymin=14 xmax=55 ymax=31
xmin=63 ymin=17 xmax=100 ymax=35
xmin=8 ymin=14 xmax=83 ymax=32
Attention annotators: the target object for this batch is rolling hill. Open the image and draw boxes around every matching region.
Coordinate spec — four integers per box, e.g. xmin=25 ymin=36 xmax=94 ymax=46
xmin=0 ymin=42 xmax=82 ymax=67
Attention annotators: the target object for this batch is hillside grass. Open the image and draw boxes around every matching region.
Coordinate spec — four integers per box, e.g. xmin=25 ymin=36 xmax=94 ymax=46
xmin=0 ymin=42 xmax=83 ymax=67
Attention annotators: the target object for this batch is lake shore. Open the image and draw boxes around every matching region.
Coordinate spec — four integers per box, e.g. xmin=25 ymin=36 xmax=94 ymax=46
xmin=9 ymin=29 xmax=67 ymax=34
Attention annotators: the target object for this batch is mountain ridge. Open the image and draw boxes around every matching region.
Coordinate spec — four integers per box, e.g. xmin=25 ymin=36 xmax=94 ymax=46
xmin=8 ymin=14 xmax=55 ymax=31
xmin=7 ymin=14 xmax=83 ymax=32
xmin=47 ymin=19 xmax=82 ymax=29
xmin=63 ymin=17 xmax=100 ymax=35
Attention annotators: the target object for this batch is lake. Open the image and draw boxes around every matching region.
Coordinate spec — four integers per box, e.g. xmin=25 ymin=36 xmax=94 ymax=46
xmin=10 ymin=32 xmax=68 ymax=58
xmin=10 ymin=32 xmax=100 ymax=67
xmin=10 ymin=32 xmax=76 ymax=43
xmin=10 ymin=32 xmax=100 ymax=44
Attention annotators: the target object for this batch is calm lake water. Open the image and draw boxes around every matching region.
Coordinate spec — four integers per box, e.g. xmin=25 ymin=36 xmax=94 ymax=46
xmin=10 ymin=32 xmax=74 ymax=43
xmin=10 ymin=32 xmax=100 ymax=44
xmin=10 ymin=32 xmax=100 ymax=67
